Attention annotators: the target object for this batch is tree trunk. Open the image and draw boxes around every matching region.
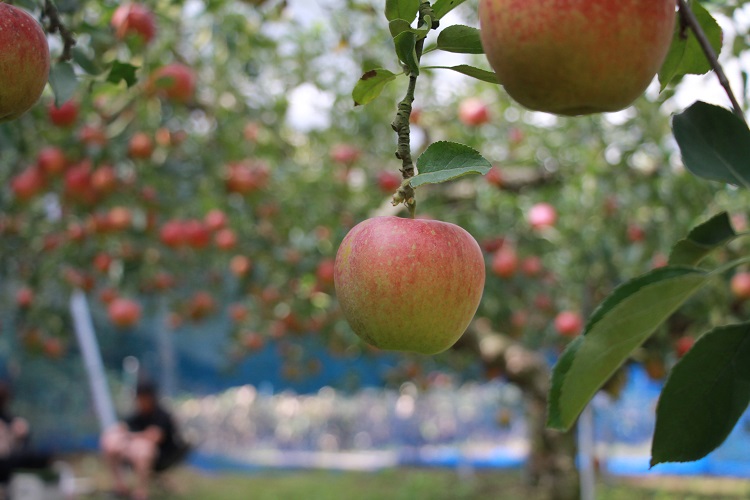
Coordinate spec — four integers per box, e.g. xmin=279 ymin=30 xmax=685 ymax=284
xmin=459 ymin=320 xmax=580 ymax=499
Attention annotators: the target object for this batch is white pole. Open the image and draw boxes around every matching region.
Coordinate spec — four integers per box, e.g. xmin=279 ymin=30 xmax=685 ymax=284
xmin=578 ymin=403 xmax=596 ymax=500
xmin=70 ymin=289 xmax=117 ymax=431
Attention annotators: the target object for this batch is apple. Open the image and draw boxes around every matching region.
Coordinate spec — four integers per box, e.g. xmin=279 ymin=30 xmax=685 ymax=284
xmin=479 ymin=0 xmax=675 ymax=115
xmin=330 ymin=144 xmax=361 ymax=166
xmin=160 ymin=220 xmax=185 ymax=248
xmin=79 ymin=125 xmax=108 ymax=147
xmin=0 ymin=4 xmax=50 ymax=122
xmin=108 ymin=297 xmax=142 ymax=328
xmin=491 ymin=246 xmax=517 ymax=278
xmin=458 ymin=97 xmax=490 ymax=126
xmin=148 ymin=63 xmax=196 ymax=103
xmin=228 ymin=304 xmax=248 ymax=323
xmin=11 ymin=167 xmax=45 ymax=201
xmin=43 ymin=337 xmax=64 ymax=359
xmin=64 ymin=161 xmax=96 ymax=205
xmin=334 ymin=216 xmax=485 ymax=354
xmin=48 ymin=100 xmax=79 ymax=127
xmin=527 ymin=202 xmax=557 ymax=230
xmin=627 ymin=224 xmax=646 ymax=243
xmin=16 ymin=287 xmax=34 ymax=309
xmin=204 ymin=209 xmax=228 ymax=231
xmin=188 ymin=291 xmax=215 ymax=321
xmin=111 ymin=3 xmax=157 ymax=44
xmin=554 ymin=311 xmax=583 ymax=337
xmin=225 ymin=161 xmax=269 ymax=194
xmin=98 ymin=287 xmax=118 ymax=305
xmin=128 ymin=132 xmax=154 ymax=159
xmin=184 ymin=219 xmax=211 ymax=248
xmin=108 ymin=207 xmax=132 ymax=231
xmin=521 ymin=256 xmax=543 ymax=277
xmin=37 ymin=147 xmax=67 ymax=176
xmin=91 ymin=165 xmax=118 ymax=195
xmin=485 ymin=166 xmax=503 ymax=188
xmin=215 ymin=228 xmax=238 ymax=250
xmin=377 ymin=171 xmax=402 ymax=194
xmin=731 ymin=272 xmax=750 ymax=300
xmin=93 ymin=252 xmax=113 ymax=274
xmin=230 ymin=255 xmax=252 ymax=277
xmin=675 ymin=336 xmax=695 ymax=358
xmin=67 ymin=222 xmax=87 ymax=242
xmin=316 ymin=259 xmax=335 ymax=286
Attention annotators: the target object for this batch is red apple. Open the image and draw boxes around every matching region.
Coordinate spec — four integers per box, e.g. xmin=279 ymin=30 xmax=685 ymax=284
xmin=330 ymin=144 xmax=361 ymax=166
xmin=184 ymin=219 xmax=211 ymax=248
xmin=160 ymin=220 xmax=185 ymax=248
xmin=228 ymin=303 xmax=248 ymax=323
xmin=48 ymin=100 xmax=78 ymax=127
xmin=225 ymin=161 xmax=269 ymax=194
xmin=37 ymin=147 xmax=67 ymax=176
xmin=148 ymin=63 xmax=196 ymax=103
xmin=521 ymin=256 xmax=543 ymax=277
xmin=204 ymin=209 xmax=228 ymax=231
xmin=485 ymin=166 xmax=503 ymax=188
xmin=108 ymin=298 xmax=142 ymax=328
xmin=108 ymin=207 xmax=132 ymax=231
xmin=188 ymin=291 xmax=215 ymax=321
xmin=554 ymin=311 xmax=583 ymax=337
xmin=128 ymin=132 xmax=153 ymax=159
xmin=316 ymin=259 xmax=335 ymax=286
xmin=91 ymin=165 xmax=118 ymax=195
xmin=230 ymin=255 xmax=252 ymax=277
xmin=675 ymin=336 xmax=695 ymax=358
xmin=16 ymin=287 xmax=34 ymax=308
xmin=334 ymin=216 xmax=485 ymax=354
xmin=377 ymin=171 xmax=402 ymax=194
xmin=478 ymin=0 xmax=676 ymax=115
xmin=0 ymin=3 xmax=50 ymax=122
xmin=491 ymin=246 xmax=517 ymax=278
xmin=111 ymin=3 xmax=157 ymax=44
xmin=11 ymin=167 xmax=45 ymax=201
xmin=458 ymin=97 xmax=490 ymax=126
xmin=731 ymin=272 xmax=750 ymax=300
xmin=79 ymin=125 xmax=108 ymax=147
xmin=215 ymin=228 xmax=238 ymax=250
xmin=527 ymin=202 xmax=557 ymax=230
xmin=93 ymin=253 xmax=113 ymax=274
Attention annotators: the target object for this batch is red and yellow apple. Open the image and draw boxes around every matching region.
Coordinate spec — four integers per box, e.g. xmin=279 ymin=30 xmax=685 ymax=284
xmin=111 ymin=3 xmax=157 ymax=44
xmin=0 ymin=3 xmax=50 ymax=122
xmin=478 ymin=0 xmax=676 ymax=115
xmin=148 ymin=63 xmax=196 ymax=103
xmin=334 ymin=216 xmax=485 ymax=355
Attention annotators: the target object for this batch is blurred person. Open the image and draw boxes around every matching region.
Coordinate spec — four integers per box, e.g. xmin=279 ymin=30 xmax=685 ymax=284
xmin=100 ymin=381 xmax=185 ymax=500
xmin=0 ymin=381 xmax=52 ymax=489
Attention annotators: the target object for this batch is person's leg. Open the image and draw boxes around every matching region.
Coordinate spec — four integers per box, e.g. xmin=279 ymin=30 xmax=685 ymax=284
xmin=124 ymin=436 xmax=157 ymax=500
xmin=99 ymin=426 xmax=130 ymax=495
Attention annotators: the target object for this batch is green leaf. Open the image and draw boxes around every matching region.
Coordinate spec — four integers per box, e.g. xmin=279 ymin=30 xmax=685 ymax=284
xmin=422 ymin=65 xmax=498 ymax=84
xmin=393 ymin=31 xmax=420 ymax=76
xmin=388 ymin=19 xmax=429 ymax=39
xmin=385 ymin=0 xmax=419 ymax=23
xmin=410 ymin=141 xmax=492 ymax=188
xmin=436 ymin=25 xmax=484 ymax=54
xmin=107 ymin=61 xmax=139 ymax=88
xmin=669 ymin=212 xmax=736 ymax=266
xmin=548 ymin=267 xmax=709 ymax=431
xmin=673 ymin=101 xmax=750 ymax=188
xmin=651 ymin=323 xmax=750 ymax=466
xmin=659 ymin=1 xmax=723 ymax=90
xmin=432 ymin=0 xmax=469 ymax=20
xmin=352 ymin=69 xmax=398 ymax=106
xmin=48 ymin=62 xmax=77 ymax=107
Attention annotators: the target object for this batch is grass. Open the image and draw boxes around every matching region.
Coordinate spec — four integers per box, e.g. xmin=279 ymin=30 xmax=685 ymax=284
xmin=64 ymin=456 xmax=750 ymax=500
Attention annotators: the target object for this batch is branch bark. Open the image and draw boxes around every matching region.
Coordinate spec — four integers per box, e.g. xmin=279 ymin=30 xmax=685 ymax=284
xmin=677 ymin=0 xmax=745 ymax=123
xmin=43 ymin=0 xmax=76 ymax=62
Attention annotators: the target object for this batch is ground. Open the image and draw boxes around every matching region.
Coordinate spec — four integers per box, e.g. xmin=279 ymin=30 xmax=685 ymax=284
xmin=56 ymin=455 xmax=750 ymax=499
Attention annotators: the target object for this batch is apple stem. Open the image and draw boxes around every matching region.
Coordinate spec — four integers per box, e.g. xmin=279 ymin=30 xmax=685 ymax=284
xmin=390 ymin=1 xmax=437 ymax=219
xmin=42 ymin=0 xmax=77 ymax=62
xmin=677 ymin=0 xmax=746 ymax=123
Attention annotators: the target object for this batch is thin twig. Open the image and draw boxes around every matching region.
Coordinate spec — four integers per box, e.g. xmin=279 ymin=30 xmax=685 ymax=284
xmin=677 ymin=0 xmax=745 ymax=123
xmin=42 ymin=0 xmax=76 ymax=62
xmin=390 ymin=1 xmax=438 ymax=217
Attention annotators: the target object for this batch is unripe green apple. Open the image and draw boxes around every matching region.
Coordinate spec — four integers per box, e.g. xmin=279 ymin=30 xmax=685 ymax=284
xmin=478 ymin=0 xmax=676 ymax=115
xmin=334 ymin=216 xmax=485 ymax=355
xmin=0 ymin=3 xmax=50 ymax=122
